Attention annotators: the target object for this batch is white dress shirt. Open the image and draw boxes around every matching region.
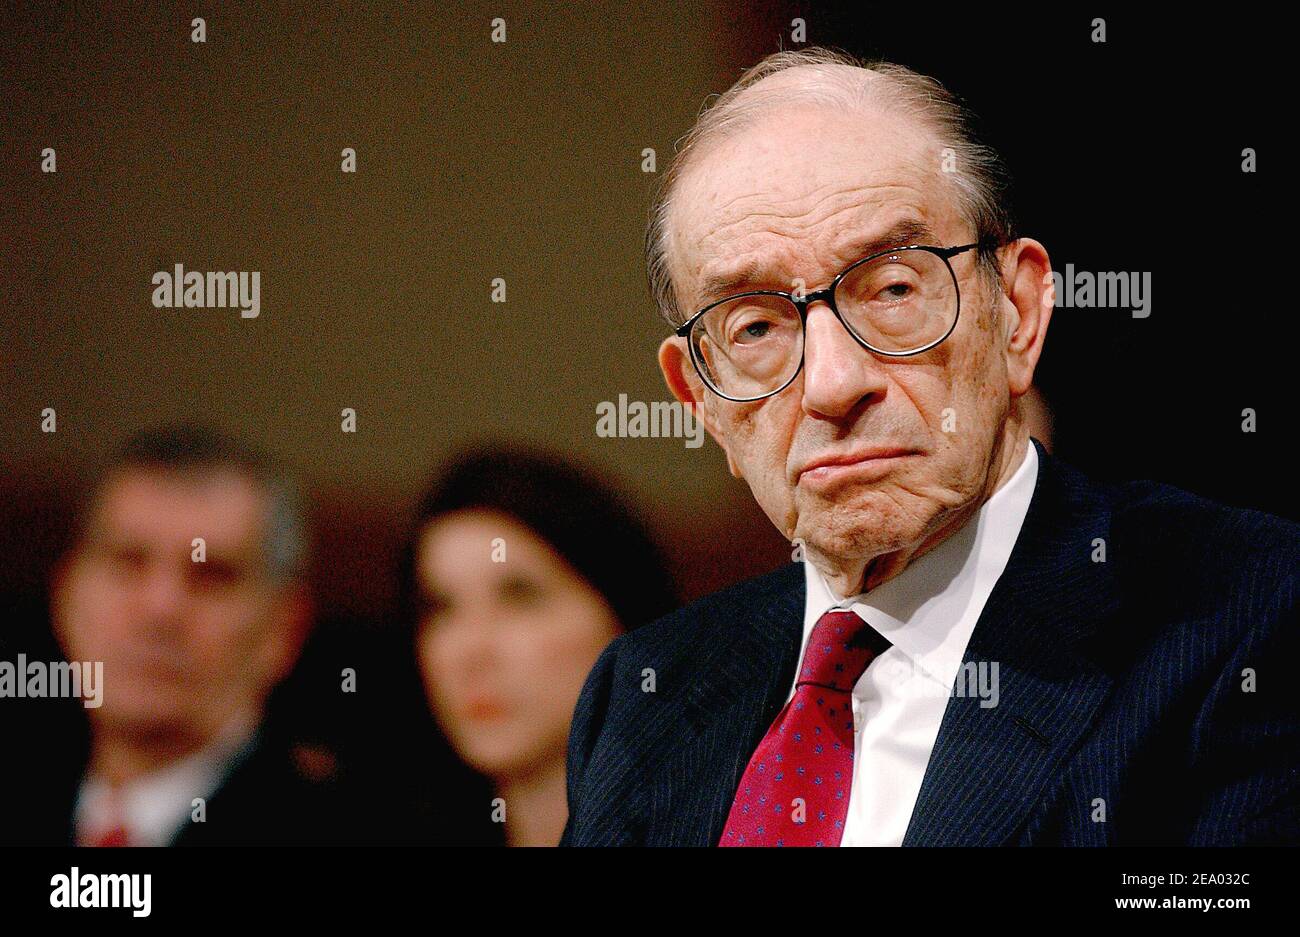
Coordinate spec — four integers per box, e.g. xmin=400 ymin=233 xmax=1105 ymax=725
xmin=75 ymin=717 xmax=256 ymax=847
xmin=791 ymin=437 xmax=1037 ymax=846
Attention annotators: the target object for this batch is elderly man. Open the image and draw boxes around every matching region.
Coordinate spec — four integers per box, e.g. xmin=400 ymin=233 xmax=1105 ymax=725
xmin=561 ymin=49 xmax=1299 ymax=846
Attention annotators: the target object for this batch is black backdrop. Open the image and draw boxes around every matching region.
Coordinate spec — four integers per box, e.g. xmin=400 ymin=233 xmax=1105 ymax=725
xmin=734 ymin=2 xmax=1293 ymax=520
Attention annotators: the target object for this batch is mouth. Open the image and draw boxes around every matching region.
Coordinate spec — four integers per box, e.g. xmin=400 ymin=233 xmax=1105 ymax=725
xmin=795 ymin=447 xmax=919 ymax=489
xmin=463 ymin=698 xmax=508 ymax=721
xmin=116 ymin=645 xmax=195 ymax=680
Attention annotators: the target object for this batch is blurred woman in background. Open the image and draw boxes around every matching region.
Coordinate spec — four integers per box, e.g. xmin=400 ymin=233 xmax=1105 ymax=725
xmin=398 ymin=446 xmax=676 ymax=846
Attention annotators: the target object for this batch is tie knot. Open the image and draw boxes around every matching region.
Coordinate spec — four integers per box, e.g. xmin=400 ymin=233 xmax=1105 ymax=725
xmin=798 ymin=609 xmax=890 ymax=692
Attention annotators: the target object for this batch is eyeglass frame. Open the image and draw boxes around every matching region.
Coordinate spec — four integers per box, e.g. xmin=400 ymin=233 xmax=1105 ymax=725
xmin=674 ymin=238 xmax=998 ymax=402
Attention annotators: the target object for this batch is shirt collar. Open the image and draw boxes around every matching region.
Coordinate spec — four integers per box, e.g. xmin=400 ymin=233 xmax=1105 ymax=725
xmin=801 ymin=437 xmax=1038 ymax=691
xmin=76 ymin=715 xmax=258 ymax=846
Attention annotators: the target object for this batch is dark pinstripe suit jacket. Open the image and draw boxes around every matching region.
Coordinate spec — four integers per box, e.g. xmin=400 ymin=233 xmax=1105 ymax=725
xmin=561 ymin=439 xmax=1300 ymax=846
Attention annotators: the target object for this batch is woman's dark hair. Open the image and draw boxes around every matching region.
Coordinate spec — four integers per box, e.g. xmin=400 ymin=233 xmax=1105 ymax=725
xmin=397 ymin=444 xmax=677 ymax=633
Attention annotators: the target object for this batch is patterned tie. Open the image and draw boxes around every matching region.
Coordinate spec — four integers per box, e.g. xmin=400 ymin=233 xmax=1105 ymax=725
xmin=720 ymin=609 xmax=890 ymax=847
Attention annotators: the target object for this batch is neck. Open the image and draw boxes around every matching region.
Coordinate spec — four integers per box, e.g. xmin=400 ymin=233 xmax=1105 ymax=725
xmin=812 ymin=418 xmax=1031 ymax=599
xmin=497 ymin=756 xmax=569 ymax=847
xmin=87 ymin=706 xmax=258 ymax=786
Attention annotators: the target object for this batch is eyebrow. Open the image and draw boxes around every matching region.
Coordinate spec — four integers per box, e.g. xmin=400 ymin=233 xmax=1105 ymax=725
xmin=695 ymin=218 xmax=939 ymax=304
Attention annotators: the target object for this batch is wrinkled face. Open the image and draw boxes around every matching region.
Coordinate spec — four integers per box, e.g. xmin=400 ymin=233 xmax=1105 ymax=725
xmin=415 ymin=510 xmax=620 ymax=781
xmin=667 ymin=103 xmax=1012 ymax=572
xmin=52 ymin=469 xmax=300 ymax=746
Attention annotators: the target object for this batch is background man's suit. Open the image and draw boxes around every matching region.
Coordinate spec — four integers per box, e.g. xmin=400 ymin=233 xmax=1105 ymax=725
xmin=561 ymin=439 xmax=1299 ymax=845
xmin=0 ymin=717 xmax=380 ymax=846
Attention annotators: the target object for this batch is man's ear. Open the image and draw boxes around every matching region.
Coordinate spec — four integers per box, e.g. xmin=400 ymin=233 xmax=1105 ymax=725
xmin=47 ymin=551 xmax=75 ymax=653
xmin=658 ymin=335 xmax=743 ymax=477
xmin=995 ymin=237 xmax=1054 ymax=398
xmin=259 ymin=585 xmax=314 ymax=688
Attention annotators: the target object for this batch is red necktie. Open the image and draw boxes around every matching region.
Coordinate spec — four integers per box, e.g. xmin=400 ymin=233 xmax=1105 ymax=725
xmin=80 ymin=788 xmax=132 ymax=847
xmin=720 ymin=609 xmax=890 ymax=846
xmin=88 ymin=825 xmax=132 ymax=848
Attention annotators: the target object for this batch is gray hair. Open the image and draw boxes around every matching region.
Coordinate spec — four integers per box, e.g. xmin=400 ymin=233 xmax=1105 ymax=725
xmin=646 ymin=47 xmax=1016 ymax=327
xmin=76 ymin=422 xmax=309 ymax=585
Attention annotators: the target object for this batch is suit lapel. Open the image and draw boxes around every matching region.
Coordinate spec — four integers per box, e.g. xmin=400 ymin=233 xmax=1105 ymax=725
xmin=645 ymin=564 xmax=804 ymax=846
xmin=902 ymin=439 xmax=1120 ymax=845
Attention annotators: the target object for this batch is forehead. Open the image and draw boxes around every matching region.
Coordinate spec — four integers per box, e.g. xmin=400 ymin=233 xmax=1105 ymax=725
xmin=669 ymin=103 xmax=960 ymax=299
xmin=89 ymin=468 xmax=267 ymax=552
xmin=417 ymin=509 xmax=570 ymax=592
xmin=421 ymin=511 xmax=546 ymax=569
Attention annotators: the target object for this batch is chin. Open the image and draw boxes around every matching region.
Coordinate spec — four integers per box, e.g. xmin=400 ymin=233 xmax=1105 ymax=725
xmin=795 ymin=485 xmax=932 ymax=564
xmin=458 ymin=739 xmax=545 ymax=781
xmin=107 ymin=704 xmax=194 ymax=740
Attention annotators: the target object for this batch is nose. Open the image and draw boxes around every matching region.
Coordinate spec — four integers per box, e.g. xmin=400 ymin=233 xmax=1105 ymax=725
xmin=136 ymin=560 xmax=188 ymax=630
xmin=800 ymin=300 xmax=888 ymax=419
xmin=445 ymin=608 xmax=502 ymax=678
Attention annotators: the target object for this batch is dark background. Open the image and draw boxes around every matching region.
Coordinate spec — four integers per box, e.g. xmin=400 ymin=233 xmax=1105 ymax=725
xmin=1 ymin=2 xmax=1291 ymax=837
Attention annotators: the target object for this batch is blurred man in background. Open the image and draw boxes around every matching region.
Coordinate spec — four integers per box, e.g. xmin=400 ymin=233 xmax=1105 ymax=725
xmin=18 ymin=423 xmax=348 ymax=845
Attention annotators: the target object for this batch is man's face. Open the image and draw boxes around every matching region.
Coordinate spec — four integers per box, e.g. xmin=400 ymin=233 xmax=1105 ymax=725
xmin=664 ymin=103 xmax=1015 ymax=581
xmin=52 ymin=468 xmax=304 ymax=746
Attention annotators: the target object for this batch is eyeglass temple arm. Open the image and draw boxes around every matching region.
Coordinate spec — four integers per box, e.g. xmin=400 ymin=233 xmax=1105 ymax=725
xmin=940 ymin=237 xmax=1002 ymax=259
